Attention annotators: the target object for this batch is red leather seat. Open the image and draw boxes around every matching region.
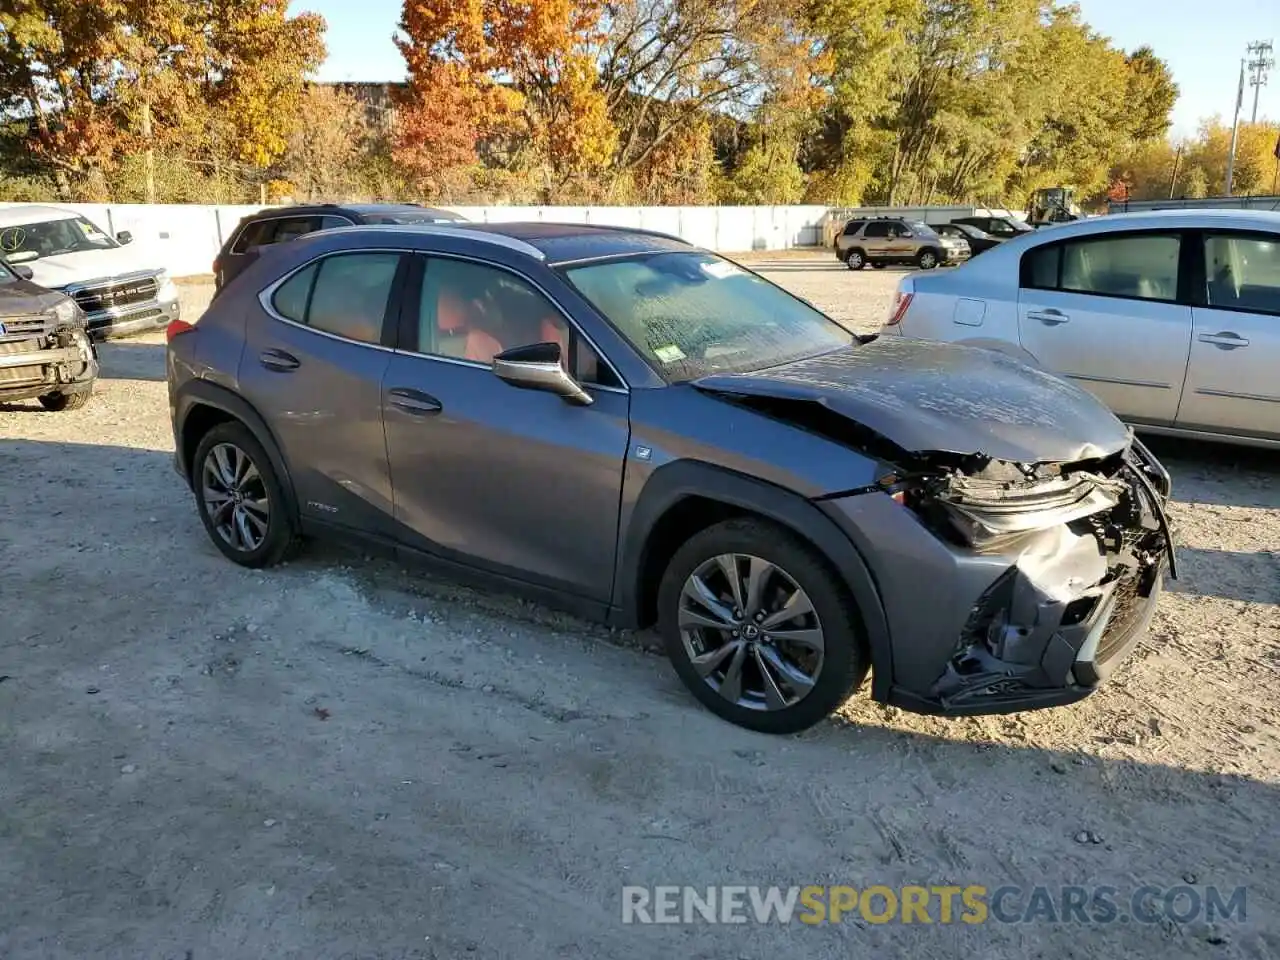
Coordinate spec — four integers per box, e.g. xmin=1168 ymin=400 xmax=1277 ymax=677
xmin=437 ymin=288 xmax=502 ymax=363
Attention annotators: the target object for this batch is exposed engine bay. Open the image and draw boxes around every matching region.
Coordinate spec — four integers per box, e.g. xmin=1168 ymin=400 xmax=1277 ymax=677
xmin=886 ymin=439 xmax=1175 ymax=710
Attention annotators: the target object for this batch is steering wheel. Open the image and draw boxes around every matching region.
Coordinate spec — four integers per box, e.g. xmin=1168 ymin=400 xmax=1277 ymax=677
xmin=0 ymin=227 xmax=25 ymax=253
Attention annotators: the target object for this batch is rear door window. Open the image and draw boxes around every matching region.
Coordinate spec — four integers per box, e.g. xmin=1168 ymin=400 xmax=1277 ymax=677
xmin=269 ymin=253 xmax=402 ymax=345
xmin=307 ymin=253 xmax=401 ymax=343
xmin=863 ymin=222 xmax=891 ymax=238
xmin=1022 ymin=234 xmax=1181 ymax=303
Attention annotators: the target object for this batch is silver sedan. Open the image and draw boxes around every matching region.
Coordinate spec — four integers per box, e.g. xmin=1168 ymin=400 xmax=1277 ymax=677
xmin=880 ymin=209 xmax=1280 ymax=448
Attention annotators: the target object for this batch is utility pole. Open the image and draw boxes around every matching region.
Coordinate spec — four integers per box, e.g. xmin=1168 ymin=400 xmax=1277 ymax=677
xmin=1226 ymin=59 xmax=1245 ymax=196
xmin=1247 ymin=40 xmax=1274 ymax=123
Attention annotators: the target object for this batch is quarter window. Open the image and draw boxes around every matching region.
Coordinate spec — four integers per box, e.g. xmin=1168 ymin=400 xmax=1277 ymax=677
xmin=270 ymin=263 xmax=316 ymax=323
xmin=1022 ymin=234 xmax=1181 ymax=303
xmin=1203 ymin=234 xmax=1280 ymax=315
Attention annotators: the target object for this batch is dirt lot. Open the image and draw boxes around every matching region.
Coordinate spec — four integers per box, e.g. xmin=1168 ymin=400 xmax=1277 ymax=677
xmin=2 ymin=259 xmax=1278 ymax=959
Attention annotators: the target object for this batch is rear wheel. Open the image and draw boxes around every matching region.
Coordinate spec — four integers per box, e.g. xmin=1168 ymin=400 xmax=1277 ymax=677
xmin=38 ymin=386 xmax=92 ymax=411
xmin=657 ymin=518 xmax=869 ymax=733
xmin=845 ymin=249 xmax=866 ymax=271
xmin=193 ymin=422 xmax=298 ymax=568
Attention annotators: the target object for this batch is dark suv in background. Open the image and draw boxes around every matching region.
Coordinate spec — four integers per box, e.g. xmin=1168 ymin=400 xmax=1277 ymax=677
xmin=169 ymin=221 xmax=1174 ymax=734
xmin=213 ymin=203 xmax=466 ymax=290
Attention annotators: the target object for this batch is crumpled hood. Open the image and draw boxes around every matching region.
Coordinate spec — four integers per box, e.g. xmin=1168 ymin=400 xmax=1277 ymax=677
xmin=0 ymin=276 xmax=66 ymax=315
xmin=20 ymin=245 xmax=161 ymax=290
xmin=693 ymin=339 xmax=1131 ymax=464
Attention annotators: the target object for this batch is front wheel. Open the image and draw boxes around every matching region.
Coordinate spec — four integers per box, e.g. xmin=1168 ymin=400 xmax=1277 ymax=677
xmin=657 ymin=518 xmax=869 ymax=733
xmin=917 ymin=249 xmax=940 ymax=270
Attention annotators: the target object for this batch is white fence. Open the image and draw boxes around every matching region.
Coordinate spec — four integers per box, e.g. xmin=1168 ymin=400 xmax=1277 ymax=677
xmin=0 ymin=202 xmax=830 ymax=279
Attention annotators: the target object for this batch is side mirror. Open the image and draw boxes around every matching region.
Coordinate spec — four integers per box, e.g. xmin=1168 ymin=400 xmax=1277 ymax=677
xmin=492 ymin=341 xmax=592 ymax=406
xmin=116 ymin=230 xmax=133 ymax=244
xmin=12 ymin=264 xmax=33 ymax=280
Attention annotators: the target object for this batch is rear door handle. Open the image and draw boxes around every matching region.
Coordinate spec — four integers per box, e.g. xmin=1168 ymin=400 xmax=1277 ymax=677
xmin=1027 ymin=309 xmax=1069 ymax=326
xmin=387 ymin=387 xmax=443 ymax=415
xmin=259 ymin=348 xmax=300 ymax=371
xmin=1198 ymin=331 xmax=1250 ymax=350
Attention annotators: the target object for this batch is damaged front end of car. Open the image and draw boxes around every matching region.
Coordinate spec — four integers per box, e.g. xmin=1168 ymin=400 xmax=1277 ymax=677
xmin=882 ymin=436 xmax=1174 ymax=712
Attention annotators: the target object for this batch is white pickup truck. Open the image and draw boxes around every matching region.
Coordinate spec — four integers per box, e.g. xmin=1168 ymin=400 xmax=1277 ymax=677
xmin=0 ymin=204 xmax=180 ymax=338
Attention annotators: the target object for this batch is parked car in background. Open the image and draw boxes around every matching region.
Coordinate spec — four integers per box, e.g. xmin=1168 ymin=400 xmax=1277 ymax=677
xmin=213 ymin=203 xmax=467 ymax=291
xmin=881 ymin=209 xmax=1280 ymax=448
xmin=0 ymin=205 xmax=180 ymax=339
xmin=834 ymin=217 xmax=969 ymax=271
xmin=936 ymin=221 xmax=1002 ymax=255
xmin=169 ymin=221 xmax=1173 ymax=734
xmin=951 ymin=215 xmax=1034 ymax=238
xmin=0 ymin=255 xmax=97 ymax=409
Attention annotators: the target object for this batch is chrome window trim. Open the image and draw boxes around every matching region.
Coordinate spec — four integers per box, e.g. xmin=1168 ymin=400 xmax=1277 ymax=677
xmin=399 ymin=250 xmax=630 ymax=393
xmin=321 ymin=224 xmax=548 ymax=261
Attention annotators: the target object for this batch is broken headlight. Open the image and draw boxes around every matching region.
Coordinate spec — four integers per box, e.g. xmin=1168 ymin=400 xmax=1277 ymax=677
xmin=917 ymin=471 xmax=1127 ymax=551
xmin=46 ymin=297 xmax=87 ymax=328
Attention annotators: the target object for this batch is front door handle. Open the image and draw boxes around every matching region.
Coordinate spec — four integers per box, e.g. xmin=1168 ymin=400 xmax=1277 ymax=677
xmin=1198 ymin=331 xmax=1250 ymax=350
xmin=1027 ymin=309 xmax=1069 ymax=326
xmin=387 ymin=387 xmax=443 ymax=415
xmin=259 ymin=348 xmax=300 ymax=371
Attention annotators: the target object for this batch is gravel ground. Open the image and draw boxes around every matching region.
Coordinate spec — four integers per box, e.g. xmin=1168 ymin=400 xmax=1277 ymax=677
xmin=2 ymin=259 xmax=1279 ymax=959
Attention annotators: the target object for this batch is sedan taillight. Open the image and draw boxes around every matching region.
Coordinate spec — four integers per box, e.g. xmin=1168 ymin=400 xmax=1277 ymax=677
xmin=885 ymin=291 xmax=915 ymax=326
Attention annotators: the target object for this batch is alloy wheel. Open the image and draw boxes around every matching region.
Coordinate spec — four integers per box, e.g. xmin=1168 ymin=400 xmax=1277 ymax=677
xmin=677 ymin=553 xmax=825 ymax=711
xmin=919 ymin=251 xmax=938 ymax=269
xmin=201 ymin=442 xmax=270 ymax=553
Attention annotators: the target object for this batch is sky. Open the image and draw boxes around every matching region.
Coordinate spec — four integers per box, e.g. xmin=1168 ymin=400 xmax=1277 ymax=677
xmin=304 ymin=0 xmax=1279 ymax=139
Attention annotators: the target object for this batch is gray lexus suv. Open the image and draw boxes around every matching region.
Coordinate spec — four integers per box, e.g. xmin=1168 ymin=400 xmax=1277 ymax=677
xmin=167 ymin=222 xmax=1176 ymax=733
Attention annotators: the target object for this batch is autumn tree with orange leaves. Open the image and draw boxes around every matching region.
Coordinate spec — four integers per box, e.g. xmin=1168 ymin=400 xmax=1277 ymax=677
xmin=393 ymin=0 xmax=615 ymax=199
xmin=0 ymin=0 xmax=324 ymax=201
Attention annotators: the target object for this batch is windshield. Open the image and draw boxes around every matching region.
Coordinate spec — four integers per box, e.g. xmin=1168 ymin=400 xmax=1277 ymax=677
xmin=562 ymin=252 xmax=852 ymax=381
xmin=0 ymin=216 xmax=118 ymax=260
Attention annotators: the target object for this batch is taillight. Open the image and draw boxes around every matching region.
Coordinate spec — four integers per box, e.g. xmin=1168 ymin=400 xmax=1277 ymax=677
xmin=886 ymin=290 xmax=915 ymax=326
xmin=166 ymin=319 xmax=196 ymax=341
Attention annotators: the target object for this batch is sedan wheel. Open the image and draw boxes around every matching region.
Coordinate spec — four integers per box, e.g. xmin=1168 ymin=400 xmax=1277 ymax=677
xmin=658 ymin=518 xmax=868 ymax=733
xmin=192 ymin=422 xmax=298 ymax=568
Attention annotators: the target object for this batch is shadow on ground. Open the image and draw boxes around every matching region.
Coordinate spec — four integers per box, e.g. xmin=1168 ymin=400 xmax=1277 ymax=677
xmin=0 ymin=436 xmax=1277 ymax=958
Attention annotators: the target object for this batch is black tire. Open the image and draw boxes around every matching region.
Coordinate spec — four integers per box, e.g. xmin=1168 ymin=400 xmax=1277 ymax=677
xmin=192 ymin=421 xmax=299 ymax=568
xmin=38 ymin=386 xmax=93 ymax=411
xmin=916 ymin=248 xmax=940 ymax=270
xmin=871 ymin=262 xmax=887 ymax=270
xmin=657 ymin=518 xmax=869 ymax=734
xmin=844 ymin=248 xmax=866 ymax=271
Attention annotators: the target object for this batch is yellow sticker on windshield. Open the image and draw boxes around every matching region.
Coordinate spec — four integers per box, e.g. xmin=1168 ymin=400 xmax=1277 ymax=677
xmin=654 ymin=345 xmax=687 ymax=363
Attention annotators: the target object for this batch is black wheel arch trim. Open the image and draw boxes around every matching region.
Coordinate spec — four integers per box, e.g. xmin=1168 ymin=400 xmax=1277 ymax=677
xmin=612 ymin=460 xmax=893 ymax=699
xmin=173 ymin=379 xmax=301 ymax=524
